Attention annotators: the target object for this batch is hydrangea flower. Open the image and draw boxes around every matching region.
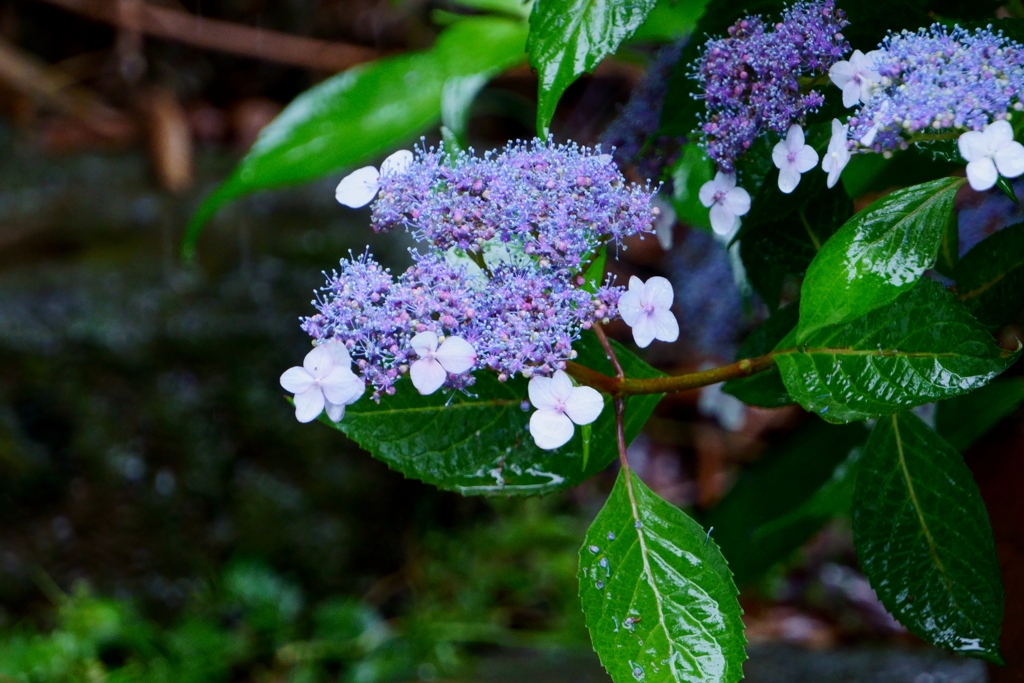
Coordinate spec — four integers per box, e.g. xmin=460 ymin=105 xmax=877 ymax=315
xmin=692 ymin=0 xmax=849 ymax=172
xmin=958 ymin=120 xmax=1024 ymax=192
xmin=829 ymin=49 xmax=882 ymax=108
xmin=280 ymin=343 xmax=365 ymax=423
xmin=409 ymin=332 xmax=476 ymax=395
xmin=528 ymin=370 xmax=604 ymax=450
xmin=294 ymin=139 xmax=655 ymax=402
xmin=822 ymin=119 xmax=851 ymax=189
xmin=335 ymin=150 xmax=414 ymax=208
xmin=619 ymin=276 xmax=679 ymax=348
xmin=699 ymin=172 xmax=751 ymax=236
xmin=772 ymin=124 xmax=819 ymax=193
xmin=843 ymin=25 xmax=1024 ymax=154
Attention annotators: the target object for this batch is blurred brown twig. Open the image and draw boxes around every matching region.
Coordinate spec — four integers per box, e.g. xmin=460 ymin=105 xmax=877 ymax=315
xmin=31 ymin=0 xmax=381 ymax=72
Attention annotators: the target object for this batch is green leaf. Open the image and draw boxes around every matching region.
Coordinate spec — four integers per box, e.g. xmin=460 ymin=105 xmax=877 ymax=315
xmin=955 ymin=221 xmax=1024 ymax=328
xmin=670 ymin=142 xmax=715 ymax=230
xmin=581 ymin=246 xmax=608 ymax=293
xmin=580 ymin=469 xmax=746 ymax=683
xmin=777 ymin=279 xmax=1020 ymax=424
xmin=528 ymin=0 xmax=657 ymax=135
xmin=441 ymin=73 xmax=490 ymax=148
xmin=722 ymin=304 xmax=797 ymax=408
xmin=321 ymin=331 xmax=663 ymax=495
xmin=936 ymin=378 xmax=1024 ymax=452
xmin=629 ymin=0 xmax=710 ymax=42
xmin=797 ymin=177 xmax=964 ymax=341
xmin=703 ymin=419 xmax=868 ymax=585
xmin=184 ymin=17 xmax=528 ymax=257
xmin=934 ymin=208 xmax=959 ymax=278
xmin=853 ymin=413 xmax=1004 ymax=663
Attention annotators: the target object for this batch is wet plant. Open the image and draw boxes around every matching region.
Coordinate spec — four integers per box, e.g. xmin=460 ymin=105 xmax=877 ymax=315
xmin=187 ymin=0 xmax=1024 ymax=681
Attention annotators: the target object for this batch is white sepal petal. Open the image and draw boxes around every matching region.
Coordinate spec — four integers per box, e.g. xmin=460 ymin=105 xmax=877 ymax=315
xmin=966 ymin=158 xmax=999 ymax=191
xmin=325 ymin=401 xmax=346 ymax=423
xmin=528 ymin=375 xmax=559 ymax=411
xmin=335 ymin=166 xmax=381 ymax=208
xmin=994 ymin=142 xmax=1024 ymax=179
xmin=563 ymin=386 xmax=604 ymax=426
xmin=548 ymin=370 xmax=574 ymax=403
xmin=410 ymin=331 xmax=439 ymax=356
xmin=303 ymin=344 xmax=336 ymax=379
xmin=529 ymin=409 xmax=575 ymax=450
xmin=643 ymin=276 xmax=674 ymax=310
xmin=651 ymin=308 xmax=680 ymax=344
xmin=380 ymin=149 xmax=414 ymax=177
xmin=280 ymin=366 xmax=315 ymax=394
xmin=294 ymin=386 xmax=325 ymax=423
xmin=410 ymin=358 xmax=446 ymax=395
xmin=434 ymin=336 xmax=476 ymax=374
xmin=320 ymin=368 xmax=364 ymax=406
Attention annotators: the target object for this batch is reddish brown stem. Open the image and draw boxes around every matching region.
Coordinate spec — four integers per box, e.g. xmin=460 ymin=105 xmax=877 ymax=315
xmin=565 ymin=352 xmax=777 ymax=397
xmin=593 ymin=323 xmax=624 ymax=379
xmin=614 ymin=398 xmax=629 ymax=471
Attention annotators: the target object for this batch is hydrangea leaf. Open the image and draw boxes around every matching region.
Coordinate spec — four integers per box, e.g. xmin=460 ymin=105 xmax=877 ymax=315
xmin=722 ymin=304 xmax=796 ymax=408
xmin=853 ymin=412 xmax=1004 ymax=663
xmin=670 ymin=142 xmax=714 ymax=230
xmin=796 ymin=177 xmax=964 ymax=341
xmin=935 ymin=378 xmax=1024 ymax=452
xmin=184 ymin=17 xmax=528 ymax=257
xmin=528 ymin=0 xmax=657 ymax=136
xmin=777 ymin=279 xmax=1019 ymax=424
xmin=320 ymin=331 xmax=663 ymax=496
xmin=703 ymin=419 xmax=868 ymax=585
xmin=579 ymin=469 xmax=746 ymax=683
xmin=955 ymin=221 xmax=1024 ymax=329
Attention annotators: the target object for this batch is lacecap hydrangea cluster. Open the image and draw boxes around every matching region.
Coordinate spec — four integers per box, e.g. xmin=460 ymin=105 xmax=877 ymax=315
xmin=301 ymin=139 xmax=657 ymax=400
xmin=694 ymin=0 xmax=850 ymax=172
xmin=844 ymin=24 xmax=1024 ymax=153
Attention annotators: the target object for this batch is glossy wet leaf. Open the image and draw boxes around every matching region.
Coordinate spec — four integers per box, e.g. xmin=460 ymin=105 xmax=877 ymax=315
xmin=528 ymin=0 xmax=656 ymax=135
xmin=853 ymin=413 xmax=1004 ymax=663
xmin=777 ymin=279 xmax=1019 ymax=423
xmin=579 ymin=470 xmax=746 ymax=683
xmin=955 ymin=221 xmax=1024 ymax=329
xmin=797 ymin=177 xmax=964 ymax=341
xmin=184 ymin=17 xmax=528 ymax=256
xmin=722 ymin=304 xmax=796 ymax=408
xmin=321 ymin=331 xmax=663 ymax=495
xmin=703 ymin=419 xmax=867 ymax=585
xmin=936 ymin=378 xmax=1024 ymax=452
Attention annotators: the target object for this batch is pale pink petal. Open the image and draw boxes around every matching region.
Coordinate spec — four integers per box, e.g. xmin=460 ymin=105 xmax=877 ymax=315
xmin=324 ymin=342 xmax=353 ymax=368
xmin=435 ymin=336 xmax=476 ymax=374
xmin=709 ymin=204 xmax=737 ymax=236
xmin=628 ymin=275 xmax=645 ymax=295
xmin=841 ymin=80 xmax=861 ymax=108
xmin=548 ymin=370 xmax=574 ymax=403
xmin=410 ymin=331 xmax=439 ymax=357
xmin=618 ymin=289 xmax=643 ymax=327
xmin=528 ymin=375 xmax=559 ymax=411
xmin=335 ymin=166 xmax=380 ymax=208
xmin=987 ymin=120 xmax=1015 ymax=146
xmin=529 ymin=409 xmax=575 ymax=450
xmin=294 ymin=387 xmax=325 ymax=423
xmin=994 ymin=142 xmax=1024 ymax=179
xmin=643 ymin=276 xmax=674 ymax=310
xmin=651 ymin=308 xmax=680 ymax=343
xmin=303 ymin=344 xmax=336 ymax=379
xmin=966 ymin=157 xmax=998 ymax=191
xmin=785 ymin=124 xmax=805 ymax=151
xmin=794 ymin=145 xmax=819 ymax=173
xmin=959 ymin=130 xmax=990 ymax=162
xmin=698 ymin=178 xmax=718 ymax=208
xmin=325 ymin=401 xmax=345 ymax=423
xmin=321 ymin=368 xmax=365 ymax=405
xmin=859 ymin=126 xmax=878 ymax=147
xmin=564 ymin=386 xmax=604 ymax=426
xmin=722 ymin=186 xmax=750 ymax=216
xmin=772 ymin=140 xmax=791 ymax=170
xmin=410 ymin=358 xmax=447 ymax=395
xmin=829 ymin=60 xmax=854 ymax=88
xmin=631 ymin=313 xmax=658 ymax=348
xmin=777 ymin=165 xmax=801 ymax=194
xmin=713 ymin=171 xmax=736 ymax=190
xmin=380 ymin=149 xmax=414 ymax=177
xmin=280 ymin=366 xmax=315 ymax=394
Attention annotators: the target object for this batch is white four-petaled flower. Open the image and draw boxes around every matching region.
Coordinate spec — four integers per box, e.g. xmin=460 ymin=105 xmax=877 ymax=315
xmin=822 ymin=119 xmax=851 ymax=189
xmin=618 ymin=276 xmax=680 ymax=349
xmin=280 ymin=343 xmax=365 ymax=423
xmin=829 ymin=49 xmax=883 ymax=108
xmin=409 ymin=331 xmax=476 ymax=395
xmin=772 ymin=125 xmax=820 ymax=194
xmin=698 ymin=172 xmax=751 ymax=237
xmin=958 ymin=120 xmax=1024 ymax=192
xmin=528 ymin=370 xmax=604 ymax=450
xmin=335 ymin=149 xmax=414 ymax=208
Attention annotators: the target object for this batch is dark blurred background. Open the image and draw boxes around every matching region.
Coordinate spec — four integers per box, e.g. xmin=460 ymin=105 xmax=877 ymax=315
xmin=0 ymin=1 xmax=1019 ymax=681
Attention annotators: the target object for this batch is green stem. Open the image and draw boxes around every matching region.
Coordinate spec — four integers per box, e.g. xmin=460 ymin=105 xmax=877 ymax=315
xmin=565 ymin=352 xmax=777 ymax=397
